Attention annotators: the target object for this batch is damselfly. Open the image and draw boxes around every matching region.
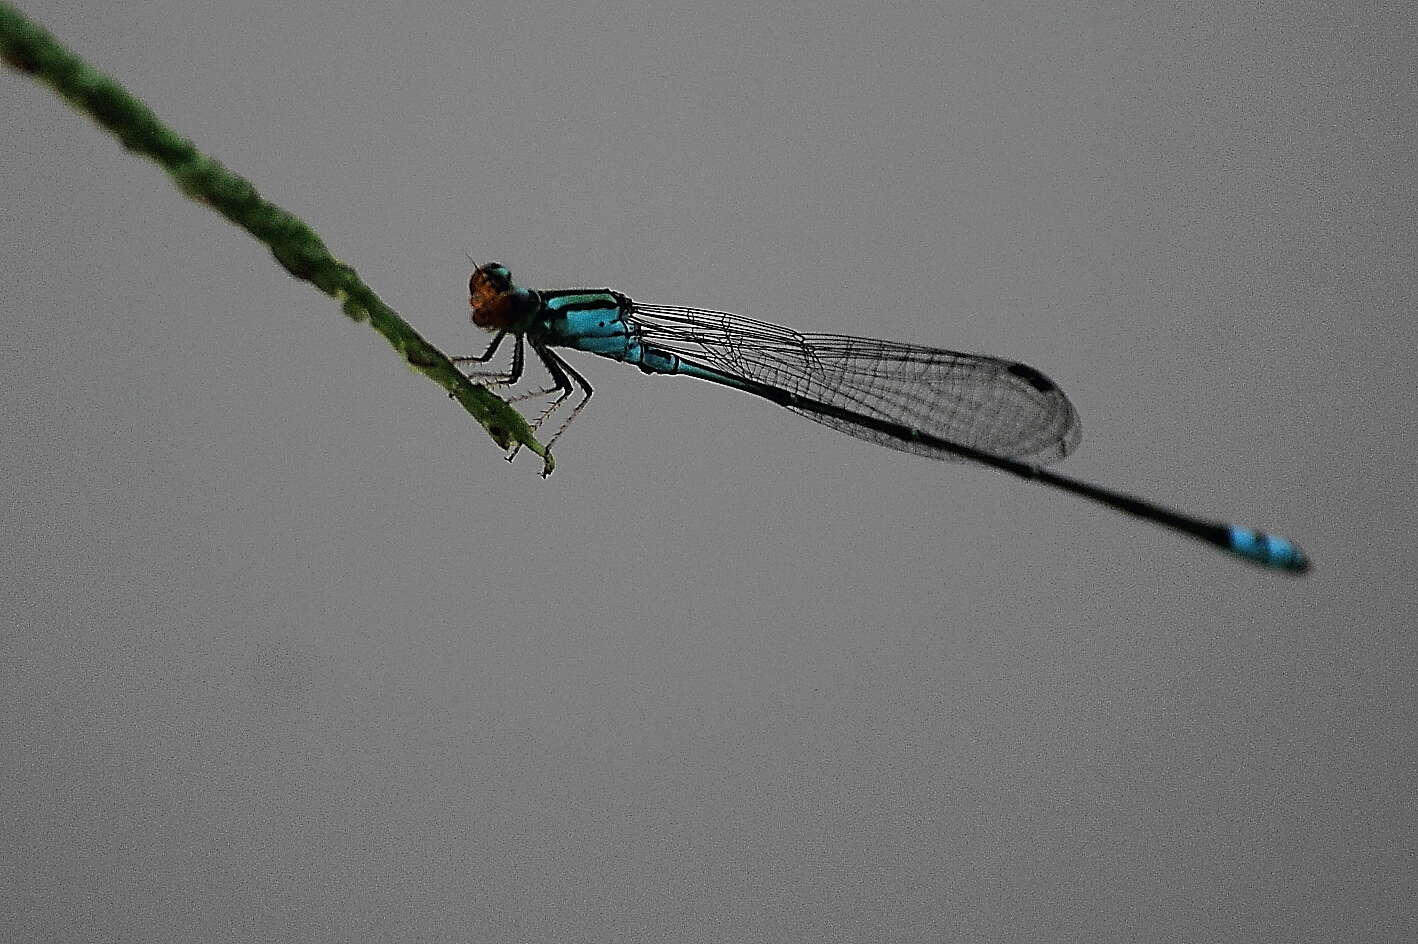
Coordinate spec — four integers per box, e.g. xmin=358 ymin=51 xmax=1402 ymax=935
xmin=452 ymin=262 xmax=1309 ymax=574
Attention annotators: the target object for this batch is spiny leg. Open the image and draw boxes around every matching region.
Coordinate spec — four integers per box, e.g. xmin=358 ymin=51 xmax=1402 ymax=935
xmin=450 ymin=332 xmax=565 ymax=404
xmin=503 ymin=382 xmax=569 ymax=404
xmin=535 ymin=346 xmax=594 ymax=452
xmin=502 ymin=343 xmax=591 ymax=465
xmin=452 ymin=333 xmax=574 ymax=465
xmin=448 ymin=329 xmax=507 ymax=366
xmin=449 ymin=331 xmax=523 ymax=387
xmin=511 ymin=345 xmax=573 ymax=439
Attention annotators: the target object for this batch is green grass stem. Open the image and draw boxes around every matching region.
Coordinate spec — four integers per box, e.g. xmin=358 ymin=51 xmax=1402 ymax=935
xmin=1 ymin=3 xmax=553 ymax=474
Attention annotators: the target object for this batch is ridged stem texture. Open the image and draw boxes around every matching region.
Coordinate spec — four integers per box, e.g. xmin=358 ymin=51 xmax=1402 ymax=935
xmin=1 ymin=3 xmax=553 ymax=473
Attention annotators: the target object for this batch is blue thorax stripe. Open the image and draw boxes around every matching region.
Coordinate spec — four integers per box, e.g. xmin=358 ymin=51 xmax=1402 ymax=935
xmin=539 ymin=290 xmax=640 ymax=361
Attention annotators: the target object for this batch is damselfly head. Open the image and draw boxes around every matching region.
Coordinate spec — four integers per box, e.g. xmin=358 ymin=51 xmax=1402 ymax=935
xmin=468 ymin=261 xmax=540 ymax=331
xmin=469 ymin=262 xmax=513 ymax=297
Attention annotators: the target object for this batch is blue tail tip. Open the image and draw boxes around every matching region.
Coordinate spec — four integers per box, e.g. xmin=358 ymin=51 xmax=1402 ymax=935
xmin=1228 ymin=526 xmax=1311 ymax=574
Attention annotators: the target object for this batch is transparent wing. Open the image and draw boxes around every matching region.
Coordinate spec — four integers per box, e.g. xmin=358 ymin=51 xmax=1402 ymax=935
xmin=630 ymin=303 xmax=1081 ymax=463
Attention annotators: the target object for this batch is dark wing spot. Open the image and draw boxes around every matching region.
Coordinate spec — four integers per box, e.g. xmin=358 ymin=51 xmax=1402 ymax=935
xmin=1007 ymin=362 xmax=1057 ymax=393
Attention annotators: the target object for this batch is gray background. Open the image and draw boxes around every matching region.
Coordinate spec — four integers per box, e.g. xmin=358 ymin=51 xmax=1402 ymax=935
xmin=3 ymin=2 xmax=1415 ymax=941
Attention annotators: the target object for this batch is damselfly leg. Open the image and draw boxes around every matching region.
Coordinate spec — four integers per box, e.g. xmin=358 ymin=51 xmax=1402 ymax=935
xmin=449 ymin=330 xmax=522 ymax=387
xmin=453 ymin=332 xmax=594 ymax=461
xmin=528 ymin=344 xmax=594 ymax=452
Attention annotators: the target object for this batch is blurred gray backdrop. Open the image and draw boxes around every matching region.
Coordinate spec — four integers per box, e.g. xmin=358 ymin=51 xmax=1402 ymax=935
xmin=3 ymin=2 xmax=1415 ymax=941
